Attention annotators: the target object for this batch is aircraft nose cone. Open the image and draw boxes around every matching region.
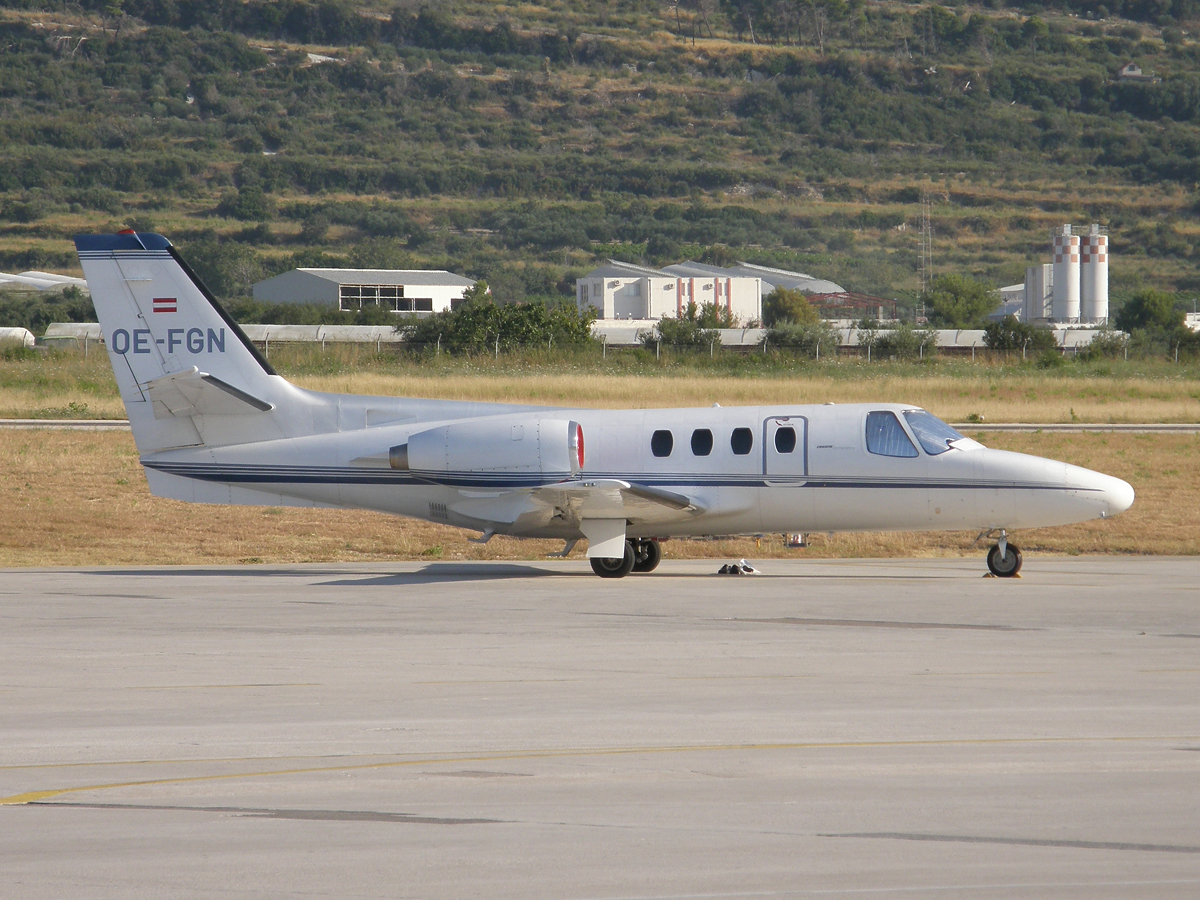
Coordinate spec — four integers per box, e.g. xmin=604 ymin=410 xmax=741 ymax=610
xmin=1064 ymin=464 xmax=1135 ymax=520
xmin=1102 ymin=475 xmax=1135 ymax=517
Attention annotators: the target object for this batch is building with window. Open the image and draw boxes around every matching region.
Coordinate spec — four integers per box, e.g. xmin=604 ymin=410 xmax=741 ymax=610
xmin=576 ymin=260 xmax=846 ymax=323
xmin=576 ymin=260 xmax=765 ymax=323
xmin=252 ymin=268 xmax=476 ymax=314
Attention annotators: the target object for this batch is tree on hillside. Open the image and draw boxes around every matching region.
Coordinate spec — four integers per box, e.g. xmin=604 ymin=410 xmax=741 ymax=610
xmin=921 ymin=274 xmax=997 ymax=328
xmin=1114 ymin=289 xmax=1183 ymax=332
xmin=762 ymin=286 xmax=819 ymax=326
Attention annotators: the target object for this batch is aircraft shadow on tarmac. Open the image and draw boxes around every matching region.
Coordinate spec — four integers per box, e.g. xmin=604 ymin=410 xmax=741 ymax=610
xmin=317 ymin=563 xmax=570 ymax=586
xmin=92 ymin=563 xmax=566 ymax=584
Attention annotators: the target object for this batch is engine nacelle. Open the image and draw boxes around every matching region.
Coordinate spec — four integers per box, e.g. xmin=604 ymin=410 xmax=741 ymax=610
xmin=390 ymin=418 xmax=584 ymax=476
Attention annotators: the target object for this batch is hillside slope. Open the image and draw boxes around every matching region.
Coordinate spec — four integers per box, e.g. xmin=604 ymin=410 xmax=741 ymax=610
xmin=2 ymin=0 xmax=1200 ymax=314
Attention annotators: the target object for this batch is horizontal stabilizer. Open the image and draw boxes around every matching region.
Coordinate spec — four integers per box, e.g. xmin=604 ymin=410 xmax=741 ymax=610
xmin=145 ymin=367 xmax=274 ymax=420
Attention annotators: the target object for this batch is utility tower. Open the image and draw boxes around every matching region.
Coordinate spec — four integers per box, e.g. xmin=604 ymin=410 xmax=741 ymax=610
xmin=917 ymin=190 xmax=933 ymax=321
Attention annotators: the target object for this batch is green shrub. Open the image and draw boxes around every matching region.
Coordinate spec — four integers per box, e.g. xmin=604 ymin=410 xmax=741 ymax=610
xmin=401 ymin=296 xmax=596 ymax=354
xmin=983 ymin=315 xmax=1059 ymax=355
xmin=765 ymin=320 xmax=840 ymax=358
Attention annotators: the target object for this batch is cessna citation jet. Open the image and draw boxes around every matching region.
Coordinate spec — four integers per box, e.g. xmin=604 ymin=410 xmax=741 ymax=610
xmin=76 ymin=232 xmax=1134 ymax=578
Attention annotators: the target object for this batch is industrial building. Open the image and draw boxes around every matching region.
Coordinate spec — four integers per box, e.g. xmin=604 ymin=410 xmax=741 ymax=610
xmin=1023 ymin=224 xmax=1109 ymax=324
xmin=252 ymin=268 xmax=476 ymax=314
xmin=576 ymin=260 xmax=846 ymax=323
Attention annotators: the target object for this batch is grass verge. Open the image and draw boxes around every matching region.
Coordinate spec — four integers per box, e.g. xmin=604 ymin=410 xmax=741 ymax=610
xmin=3 ymin=348 xmax=1200 ymax=423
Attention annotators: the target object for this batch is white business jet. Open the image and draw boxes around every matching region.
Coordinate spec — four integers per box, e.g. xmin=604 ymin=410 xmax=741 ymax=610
xmin=76 ymin=232 xmax=1134 ymax=578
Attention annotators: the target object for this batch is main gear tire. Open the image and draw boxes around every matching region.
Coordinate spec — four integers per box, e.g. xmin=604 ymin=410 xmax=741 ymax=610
xmin=632 ymin=539 xmax=662 ymax=573
xmin=591 ymin=541 xmax=635 ymax=578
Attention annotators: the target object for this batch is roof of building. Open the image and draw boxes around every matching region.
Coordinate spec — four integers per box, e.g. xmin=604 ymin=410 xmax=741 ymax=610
xmin=661 ymin=261 xmax=750 ymax=279
xmin=731 ymin=262 xmax=844 ymax=294
xmin=285 ymin=268 xmax=475 ymax=287
xmin=582 ymin=260 xmax=674 ymax=280
xmin=580 ymin=259 xmax=845 ymax=294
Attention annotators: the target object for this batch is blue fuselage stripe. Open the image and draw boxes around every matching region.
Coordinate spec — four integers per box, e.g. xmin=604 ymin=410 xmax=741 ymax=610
xmin=141 ymin=461 xmax=1088 ymax=493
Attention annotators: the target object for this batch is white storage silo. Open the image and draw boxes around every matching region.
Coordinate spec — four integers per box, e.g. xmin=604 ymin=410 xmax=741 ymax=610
xmin=1024 ymin=264 xmax=1053 ymax=321
xmin=1051 ymin=225 xmax=1080 ymax=322
xmin=1080 ymin=224 xmax=1109 ymax=323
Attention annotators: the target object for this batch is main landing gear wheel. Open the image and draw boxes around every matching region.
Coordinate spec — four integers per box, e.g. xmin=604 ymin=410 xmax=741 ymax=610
xmin=591 ymin=540 xmax=635 ymax=578
xmin=987 ymin=542 xmax=1023 ymax=577
xmin=631 ymin=539 xmax=662 ymax=573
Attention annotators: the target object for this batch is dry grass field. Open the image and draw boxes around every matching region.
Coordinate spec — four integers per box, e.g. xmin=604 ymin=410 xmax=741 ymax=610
xmin=292 ymin=371 xmax=1200 ymax=424
xmin=5 ymin=350 xmax=1200 ymax=424
xmin=1 ymin=429 xmax=1195 ymax=568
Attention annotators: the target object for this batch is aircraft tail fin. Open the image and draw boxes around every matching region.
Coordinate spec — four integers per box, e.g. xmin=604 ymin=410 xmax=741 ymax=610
xmin=75 ymin=232 xmax=317 ymax=453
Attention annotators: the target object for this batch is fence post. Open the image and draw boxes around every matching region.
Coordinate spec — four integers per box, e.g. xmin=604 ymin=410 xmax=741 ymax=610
xmin=656 ymin=340 xmax=660 ymax=361
xmin=815 ymin=339 xmax=820 ymax=361
xmin=495 ymin=335 xmax=499 ymax=360
xmin=437 ymin=334 xmax=441 ymax=355
xmin=709 ymin=339 xmax=714 ymax=358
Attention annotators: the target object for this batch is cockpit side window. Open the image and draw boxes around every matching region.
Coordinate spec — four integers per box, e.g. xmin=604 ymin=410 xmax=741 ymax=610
xmin=902 ymin=409 xmax=966 ymax=456
xmin=865 ymin=411 xmax=918 ymax=458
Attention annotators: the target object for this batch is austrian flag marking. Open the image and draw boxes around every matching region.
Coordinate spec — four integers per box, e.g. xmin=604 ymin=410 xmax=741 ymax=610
xmin=152 ymin=297 xmax=177 ymax=314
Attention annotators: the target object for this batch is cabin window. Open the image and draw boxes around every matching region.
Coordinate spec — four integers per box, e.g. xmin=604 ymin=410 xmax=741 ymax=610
xmin=651 ymin=430 xmax=674 ymax=457
xmin=691 ymin=428 xmax=713 ymax=456
xmin=774 ymin=426 xmax=797 ymax=454
xmin=730 ymin=427 xmax=753 ymax=455
xmin=903 ymin=410 xmax=965 ymax=456
xmin=865 ymin=411 xmax=918 ymax=458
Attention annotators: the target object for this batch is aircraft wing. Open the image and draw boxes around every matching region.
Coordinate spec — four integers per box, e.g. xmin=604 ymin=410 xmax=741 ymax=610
xmin=448 ymin=479 xmax=704 ymax=529
xmin=145 ymin=367 xmax=274 ymax=420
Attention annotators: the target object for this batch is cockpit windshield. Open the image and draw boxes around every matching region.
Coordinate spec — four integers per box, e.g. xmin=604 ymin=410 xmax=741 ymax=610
xmin=902 ymin=409 xmax=967 ymax=455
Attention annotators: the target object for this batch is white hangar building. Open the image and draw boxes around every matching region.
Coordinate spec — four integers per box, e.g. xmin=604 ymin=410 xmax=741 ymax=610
xmin=576 ymin=260 xmax=764 ymax=323
xmin=576 ymin=260 xmax=845 ymax=323
xmin=253 ymin=268 xmax=475 ymax=314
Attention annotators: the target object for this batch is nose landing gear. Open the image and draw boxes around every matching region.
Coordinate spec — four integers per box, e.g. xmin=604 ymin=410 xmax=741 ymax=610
xmin=986 ymin=535 xmax=1023 ymax=577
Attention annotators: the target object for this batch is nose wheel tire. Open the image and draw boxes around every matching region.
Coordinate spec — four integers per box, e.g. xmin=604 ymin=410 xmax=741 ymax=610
xmin=987 ymin=542 xmax=1023 ymax=577
xmin=631 ymin=539 xmax=662 ymax=573
xmin=591 ymin=540 xmax=636 ymax=578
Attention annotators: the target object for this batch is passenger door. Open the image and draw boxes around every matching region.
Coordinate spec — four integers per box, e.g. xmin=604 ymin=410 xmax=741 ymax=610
xmin=763 ymin=416 xmax=807 ymax=485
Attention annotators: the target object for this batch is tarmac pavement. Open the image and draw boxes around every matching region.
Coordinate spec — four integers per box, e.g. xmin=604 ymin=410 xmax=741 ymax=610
xmin=1 ymin=557 xmax=1198 ymax=899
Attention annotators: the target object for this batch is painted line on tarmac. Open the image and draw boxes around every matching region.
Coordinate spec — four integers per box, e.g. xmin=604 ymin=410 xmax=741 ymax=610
xmin=827 ymin=831 xmax=1200 ymax=854
xmin=3 ymin=733 xmax=1198 ymax=806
